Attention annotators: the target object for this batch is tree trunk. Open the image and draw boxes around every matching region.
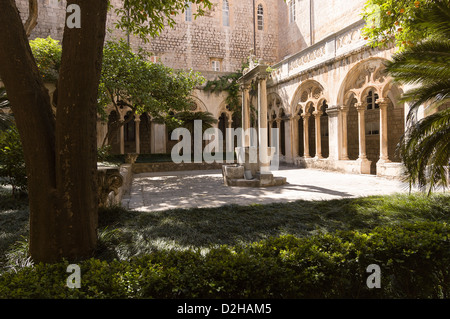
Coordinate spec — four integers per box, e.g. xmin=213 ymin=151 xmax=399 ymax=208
xmin=101 ymin=109 xmax=136 ymax=148
xmin=0 ymin=0 xmax=108 ymax=263
xmin=55 ymin=0 xmax=108 ymax=262
xmin=24 ymin=0 xmax=38 ymax=37
xmin=0 ymin=0 xmax=58 ymax=263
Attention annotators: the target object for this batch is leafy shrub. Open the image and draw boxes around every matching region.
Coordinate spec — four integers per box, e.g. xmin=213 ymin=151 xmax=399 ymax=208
xmin=29 ymin=37 xmax=62 ymax=82
xmin=97 ymin=145 xmax=112 ymax=162
xmin=0 ymin=126 xmax=27 ymax=195
xmin=1 ymin=221 xmax=449 ymax=299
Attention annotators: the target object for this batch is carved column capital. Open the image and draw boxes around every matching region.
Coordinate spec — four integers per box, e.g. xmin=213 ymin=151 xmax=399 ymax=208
xmin=376 ymin=98 xmax=389 ymax=109
xmin=240 ymin=83 xmax=251 ymax=92
xmin=256 ymin=74 xmax=269 ymax=83
xmin=340 ymin=105 xmax=350 ymax=113
xmin=355 ymin=102 xmax=365 ymax=112
xmin=313 ymin=111 xmax=323 ymax=118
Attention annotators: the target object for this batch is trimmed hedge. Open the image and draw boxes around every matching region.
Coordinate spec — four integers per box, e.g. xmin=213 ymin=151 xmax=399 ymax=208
xmin=1 ymin=221 xmax=449 ymax=299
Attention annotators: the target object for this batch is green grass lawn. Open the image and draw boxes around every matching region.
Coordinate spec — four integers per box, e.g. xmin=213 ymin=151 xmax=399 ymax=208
xmin=1 ymin=189 xmax=449 ymax=267
xmin=1 ymin=190 xmax=450 ymax=298
xmin=96 ymin=192 xmax=450 ymax=260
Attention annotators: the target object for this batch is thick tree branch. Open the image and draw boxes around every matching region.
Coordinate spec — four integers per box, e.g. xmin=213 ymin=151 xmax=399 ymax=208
xmin=24 ymin=0 xmax=38 ymax=37
xmin=0 ymin=0 xmax=57 ymax=263
xmin=101 ymin=99 xmax=138 ymax=148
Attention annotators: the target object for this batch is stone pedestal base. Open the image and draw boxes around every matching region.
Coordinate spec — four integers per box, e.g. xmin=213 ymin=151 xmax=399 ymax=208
xmin=222 ymin=164 xmax=287 ymax=187
xmin=376 ymin=161 xmax=404 ymax=179
xmin=226 ymin=146 xmax=286 ymax=187
xmin=357 ymin=158 xmax=372 ymax=175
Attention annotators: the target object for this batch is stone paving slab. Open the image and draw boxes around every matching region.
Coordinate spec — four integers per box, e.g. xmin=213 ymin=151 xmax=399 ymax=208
xmin=122 ymin=167 xmax=415 ymax=212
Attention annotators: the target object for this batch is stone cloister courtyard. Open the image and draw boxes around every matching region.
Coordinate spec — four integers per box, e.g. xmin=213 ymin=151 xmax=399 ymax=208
xmin=123 ymin=167 xmax=414 ymax=212
xmin=1 ymin=0 xmax=450 ymax=302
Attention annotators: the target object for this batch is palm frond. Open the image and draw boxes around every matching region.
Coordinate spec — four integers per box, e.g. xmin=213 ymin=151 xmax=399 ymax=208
xmin=385 ymin=0 xmax=450 ymax=126
xmin=416 ymin=0 xmax=450 ymax=40
xmin=385 ymin=39 xmax=450 ymax=120
xmin=399 ymin=108 xmax=450 ymax=193
xmin=400 ymin=80 xmax=450 ymax=122
xmin=174 ymin=111 xmax=218 ymax=133
xmin=386 ymin=41 xmax=450 ymax=84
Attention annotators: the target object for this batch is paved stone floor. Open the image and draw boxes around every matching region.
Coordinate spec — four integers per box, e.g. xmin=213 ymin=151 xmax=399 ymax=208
xmin=122 ymin=167 xmax=415 ymax=212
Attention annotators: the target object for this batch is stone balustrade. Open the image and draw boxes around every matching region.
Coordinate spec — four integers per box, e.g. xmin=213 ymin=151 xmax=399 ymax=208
xmin=270 ymin=20 xmax=366 ymax=84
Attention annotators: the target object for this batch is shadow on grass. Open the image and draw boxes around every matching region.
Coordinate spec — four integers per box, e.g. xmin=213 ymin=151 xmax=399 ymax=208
xmin=0 ymin=190 xmax=29 ymax=266
xmin=96 ymin=193 xmax=450 ymax=261
xmin=1 ymin=188 xmax=449 ymax=264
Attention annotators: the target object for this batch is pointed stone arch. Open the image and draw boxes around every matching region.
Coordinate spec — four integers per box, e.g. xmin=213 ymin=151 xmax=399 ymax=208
xmin=290 ymin=79 xmax=329 ymax=159
xmin=189 ymin=95 xmax=209 ymax=113
xmin=291 ymin=79 xmax=328 ymax=115
xmin=338 ymin=57 xmax=405 ymax=175
xmin=337 ymin=57 xmax=392 ymax=106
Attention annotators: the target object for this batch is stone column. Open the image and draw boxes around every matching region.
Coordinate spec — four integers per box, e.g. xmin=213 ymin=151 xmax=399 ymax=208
xmin=291 ymin=115 xmax=300 ymax=158
xmin=241 ymin=84 xmax=251 ymax=147
xmin=135 ymin=117 xmax=141 ymax=154
xmin=313 ymin=110 xmax=323 ymax=159
xmin=224 ymin=117 xmax=234 ymax=162
xmin=340 ymin=106 xmax=349 ymax=160
xmin=276 ymin=118 xmax=282 ymax=156
xmin=302 ymin=113 xmax=311 ymax=158
xmin=356 ymin=102 xmax=371 ymax=174
xmin=119 ymin=113 xmax=125 ymax=155
xmin=226 ymin=117 xmax=233 ymax=152
xmin=268 ymin=120 xmax=273 ymax=146
xmin=356 ymin=103 xmax=367 ymax=160
xmin=377 ymin=98 xmax=390 ymax=163
xmin=284 ymin=116 xmax=293 ymax=163
xmin=325 ymin=106 xmax=340 ymax=161
xmin=258 ymin=77 xmax=270 ymax=173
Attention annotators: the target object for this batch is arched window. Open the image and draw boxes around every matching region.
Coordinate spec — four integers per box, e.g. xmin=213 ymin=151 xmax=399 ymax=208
xmin=366 ymin=90 xmax=380 ymax=110
xmin=257 ymin=4 xmax=264 ymax=31
xmin=185 ymin=1 xmax=192 ymax=22
xmin=223 ymin=0 xmax=230 ymax=26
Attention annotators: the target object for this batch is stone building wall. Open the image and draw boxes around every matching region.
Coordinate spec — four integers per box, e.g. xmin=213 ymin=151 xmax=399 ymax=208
xmin=365 ymin=109 xmax=380 ymax=175
xmin=347 ymin=101 xmax=359 ymax=160
xmin=276 ymin=0 xmax=365 ymax=60
xmin=17 ymin=0 xmax=280 ymax=73
xmin=16 ymin=0 xmax=66 ymax=41
xmin=12 ymin=0 xmax=415 ymax=179
xmin=387 ymin=104 xmax=405 ymax=162
xmin=130 ymin=0 xmax=280 ymax=72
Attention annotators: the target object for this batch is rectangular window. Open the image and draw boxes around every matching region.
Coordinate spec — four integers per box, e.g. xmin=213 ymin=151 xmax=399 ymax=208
xmin=257 ymin=5 xmax=264 ymax=31
xmin=211 ymin=60 xmax=221 ymax=72
xmin=223 ymin=0 xmax=230 ymax=26
xmin=367 ymin=91 xmax=380 ymax=110
xmin=185 ymin=1 xmax=192 ymax=22
xmin=149 ymin=55 xmax=160 ymax=63
xmin=289 ymin=0 xmax=296 ymax=23
xmin=366 ymin=122 xmax=380 ymax=135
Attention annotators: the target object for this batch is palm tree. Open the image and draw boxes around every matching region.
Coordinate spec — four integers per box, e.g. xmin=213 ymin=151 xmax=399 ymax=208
xmin=385 ymin=0 xmax=450 ymax=193
xmin=173 ymin=110 xmax=218 ymax=156
xmin=174 ymin=110 xmax=218 ymax=134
